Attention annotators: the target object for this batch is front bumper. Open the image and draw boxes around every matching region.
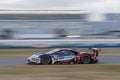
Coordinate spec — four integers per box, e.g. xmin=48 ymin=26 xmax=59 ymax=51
xmin=27 ymin=57 xmax=41 ymax=64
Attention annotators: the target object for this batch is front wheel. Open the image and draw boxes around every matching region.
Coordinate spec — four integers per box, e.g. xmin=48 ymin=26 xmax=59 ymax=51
xmin=81 ymin=54 xmax=91 ymax=64
xmin=41 ymin=55 xmax=51 ymax=64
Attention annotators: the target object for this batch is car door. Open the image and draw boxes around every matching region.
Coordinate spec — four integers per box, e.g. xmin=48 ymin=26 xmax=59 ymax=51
xmin=57 ymin=50 xmax=75 ymax=61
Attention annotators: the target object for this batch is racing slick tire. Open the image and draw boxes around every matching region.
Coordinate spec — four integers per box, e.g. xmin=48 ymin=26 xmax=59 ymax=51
xmin=41 ymin=55 xmax=52 ymax=64
xmin=81 ymin=54 xmax=91 ymax=64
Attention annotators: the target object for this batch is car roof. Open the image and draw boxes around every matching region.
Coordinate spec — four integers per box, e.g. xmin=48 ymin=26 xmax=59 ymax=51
xmin=59 ymin=48 xmax=79 ymax=52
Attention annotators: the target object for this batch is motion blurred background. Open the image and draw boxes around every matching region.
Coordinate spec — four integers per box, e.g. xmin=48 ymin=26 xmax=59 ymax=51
xmin=0 ymin=0 xmax=119 ymax=48
xmin=0 ymin=10 xmax=120 ymax=48
xmin=0 ymin=10 xmax=120 ymax=40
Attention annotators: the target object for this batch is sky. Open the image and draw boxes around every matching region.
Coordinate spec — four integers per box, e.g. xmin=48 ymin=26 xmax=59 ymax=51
xmin=0 ymin=0 xmax=119 ymax=13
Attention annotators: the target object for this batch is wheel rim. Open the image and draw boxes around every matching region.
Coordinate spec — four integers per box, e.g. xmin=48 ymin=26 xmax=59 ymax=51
xmin=83 ymin=56 xmax=89 ymax=62
xmin=41 ymin=55 xmax=51 ymax=64
xmin=82 ymin=55 xmax=90 ymax=64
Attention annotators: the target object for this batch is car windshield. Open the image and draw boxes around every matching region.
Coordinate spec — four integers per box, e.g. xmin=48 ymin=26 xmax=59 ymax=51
xmin=46 ymin=49 xmax=60 ymax=54
xmin=33 ymin=52 xmax=44 ymax=56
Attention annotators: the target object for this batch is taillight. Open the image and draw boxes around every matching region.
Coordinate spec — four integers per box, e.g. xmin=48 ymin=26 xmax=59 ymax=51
xmin=92 ymin=53 xmax=97 ymax=58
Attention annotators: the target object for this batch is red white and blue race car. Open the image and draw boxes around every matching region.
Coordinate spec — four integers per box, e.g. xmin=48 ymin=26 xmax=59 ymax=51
xmin=27 ymin=48 xmax=101 ymax=64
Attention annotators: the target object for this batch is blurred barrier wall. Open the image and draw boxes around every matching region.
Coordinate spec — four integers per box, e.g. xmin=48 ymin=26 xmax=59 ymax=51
xmin=0 ymin=39 xmax=120 ymax=49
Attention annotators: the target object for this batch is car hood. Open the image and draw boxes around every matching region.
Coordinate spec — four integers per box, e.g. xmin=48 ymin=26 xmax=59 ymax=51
xmin=29 ymin=52 xmax=45 ymax=58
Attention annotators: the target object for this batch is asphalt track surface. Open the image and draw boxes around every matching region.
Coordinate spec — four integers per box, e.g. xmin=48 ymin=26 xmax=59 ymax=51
xmin=0 ymin=55 xmax=120 ymax=66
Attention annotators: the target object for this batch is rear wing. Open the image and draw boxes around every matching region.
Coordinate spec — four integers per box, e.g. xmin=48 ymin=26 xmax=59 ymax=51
xmin=89 ymin=48 xmax=101 ymax=51
xmin=89 ymin=48 xmax=101 ymax=57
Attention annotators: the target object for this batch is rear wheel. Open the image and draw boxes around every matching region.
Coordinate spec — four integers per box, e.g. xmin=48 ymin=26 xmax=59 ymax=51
xmin=81 ymin=54 xmax=91 ymax=64
xmin=41 ymin=55 xmax=51 ymax=64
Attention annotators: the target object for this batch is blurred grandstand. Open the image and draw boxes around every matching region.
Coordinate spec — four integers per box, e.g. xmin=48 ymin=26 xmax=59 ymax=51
xmin=0 ymin=10 xmax=120 ymax=40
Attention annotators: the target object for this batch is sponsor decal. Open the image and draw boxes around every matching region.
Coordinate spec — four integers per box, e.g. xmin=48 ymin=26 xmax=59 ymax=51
xmin=53 ymin=55 xmax=58 ymax=61
xmin=64 ymin=56 xmax=73 ymax=59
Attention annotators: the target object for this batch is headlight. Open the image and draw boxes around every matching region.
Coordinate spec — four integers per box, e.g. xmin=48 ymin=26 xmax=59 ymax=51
xmin=31 ymin=58 xmax=36 ymax=60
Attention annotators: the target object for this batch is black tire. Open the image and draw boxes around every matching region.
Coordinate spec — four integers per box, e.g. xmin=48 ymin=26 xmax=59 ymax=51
xmin=81 ymin=54 xmax=91 ymax=64
xmin=41 ymin=55 xmax=51 ymax=64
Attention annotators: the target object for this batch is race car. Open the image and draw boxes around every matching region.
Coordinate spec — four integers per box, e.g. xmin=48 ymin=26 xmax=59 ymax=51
xmin=27 ymin=48 xmax=101 ymax=65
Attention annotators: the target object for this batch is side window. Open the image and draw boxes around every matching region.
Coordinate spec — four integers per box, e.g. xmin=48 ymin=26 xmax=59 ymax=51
xmin=62 ymin=50 xmax=75 ymax=56
xmin=68 ymin=51 xmax=75 ymax=55
xmin=60 ymin=50 xmax=66 ymax=53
